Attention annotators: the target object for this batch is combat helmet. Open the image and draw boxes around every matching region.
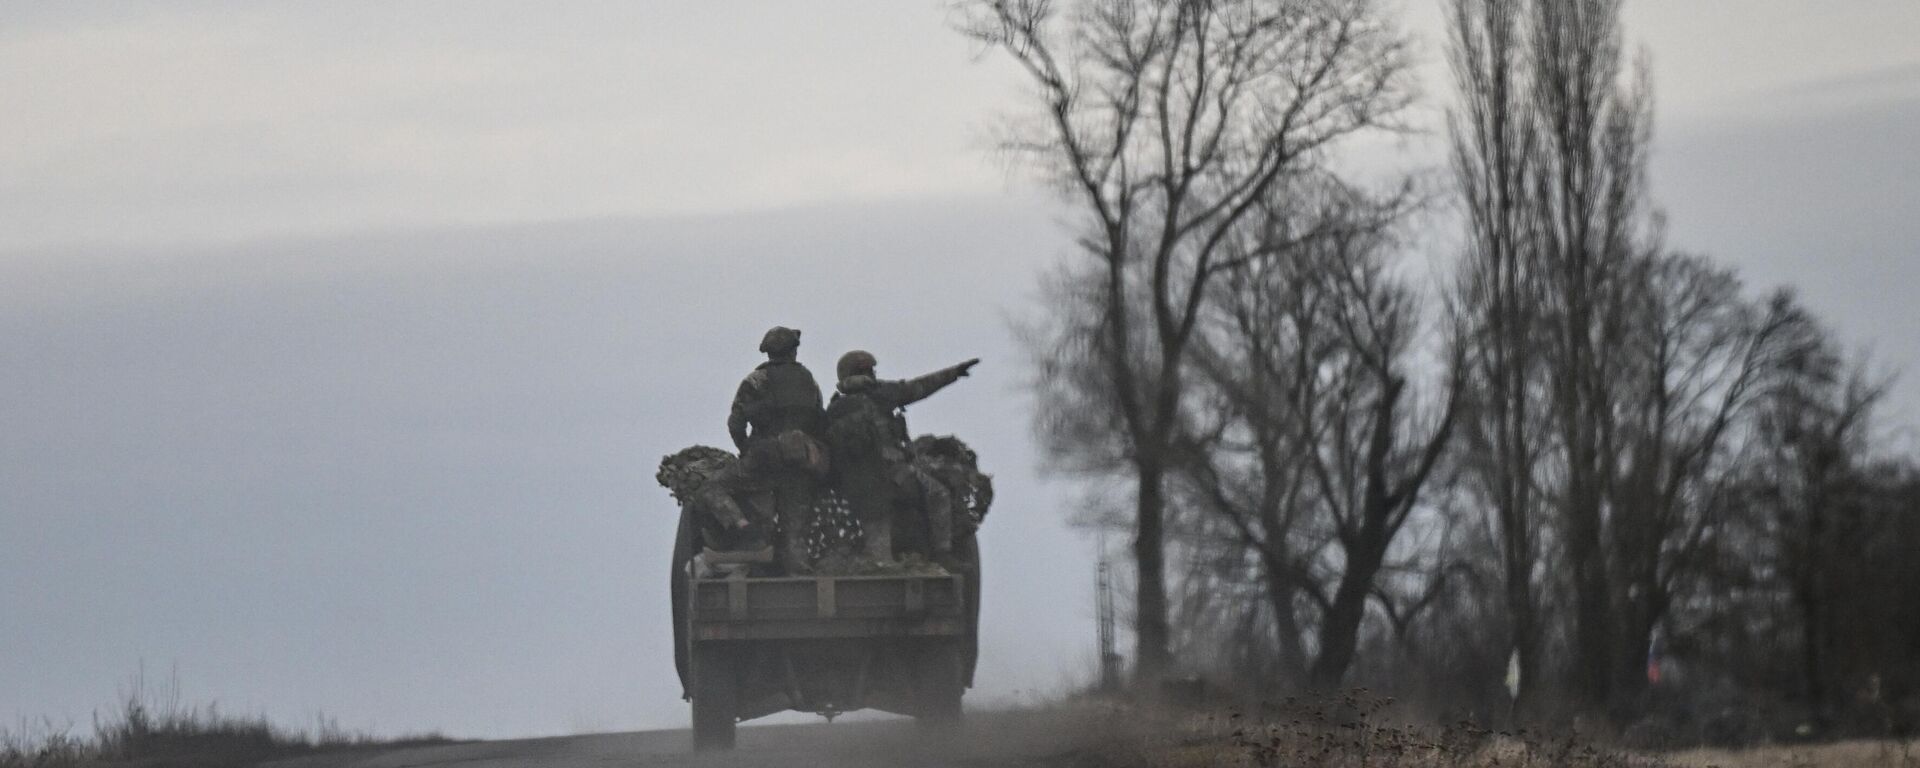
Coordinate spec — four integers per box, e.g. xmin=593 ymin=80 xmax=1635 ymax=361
xmin=759 ymin=326 xmax=802 ymax=356
xmin=837 ymin=350 xmax=877 ymax=382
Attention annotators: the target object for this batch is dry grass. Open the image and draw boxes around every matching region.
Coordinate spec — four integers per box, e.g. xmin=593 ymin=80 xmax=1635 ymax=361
xmin=1046 ymin=691 xmax=1920 ymax=768
xmin=1665 ymin=739 xmax=1920 ymax=768
xmin=0 ymin=672 xmax=451 ymax=768
xmin=1047 ymin=692 xmax=1671 ymax=768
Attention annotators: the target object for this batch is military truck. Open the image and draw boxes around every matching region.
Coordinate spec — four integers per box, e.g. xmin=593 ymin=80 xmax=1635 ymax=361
xmin=669 ymin=513 xmax=981 ymax=750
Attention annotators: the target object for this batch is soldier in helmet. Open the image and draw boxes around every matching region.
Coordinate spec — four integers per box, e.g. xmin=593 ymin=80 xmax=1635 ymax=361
xmin=825 ymin=350 xmax=979 ymax=565
xmin=728 ymin=326 xmax=830 ymax=574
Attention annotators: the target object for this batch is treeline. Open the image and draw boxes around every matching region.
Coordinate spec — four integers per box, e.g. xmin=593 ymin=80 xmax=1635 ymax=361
xmin=958 ymin=0 xmax=1920 ymax=738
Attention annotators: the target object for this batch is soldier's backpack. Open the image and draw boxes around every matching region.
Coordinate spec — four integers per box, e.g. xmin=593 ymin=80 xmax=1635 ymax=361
xmin=772 ymin=429 xmax=831 ymax=479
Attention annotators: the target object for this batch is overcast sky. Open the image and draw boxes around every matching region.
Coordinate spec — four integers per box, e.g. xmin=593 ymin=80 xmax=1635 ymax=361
xmin=4 ymin=0 xmax=1918 ymax=740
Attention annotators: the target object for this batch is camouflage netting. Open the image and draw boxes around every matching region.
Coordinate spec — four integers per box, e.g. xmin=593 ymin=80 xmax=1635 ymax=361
xmin=806 ymin=490 xmax=862 ymax=562
xmin=656 ymin=434 xmax=989 ymax=576
xmin=802 ymin=488 xmax=948 ymax=576
xmin=911 ymin=434 xmax=993 ymax=530
xmin=656 ymin=445 xmax=738 ymax=501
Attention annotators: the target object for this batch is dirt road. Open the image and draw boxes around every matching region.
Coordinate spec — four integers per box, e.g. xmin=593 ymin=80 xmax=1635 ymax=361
xmin=263 ymin=710 xmax=1095 ymax=768
xmin=254 ymin=707 xmax=1920 ymax=768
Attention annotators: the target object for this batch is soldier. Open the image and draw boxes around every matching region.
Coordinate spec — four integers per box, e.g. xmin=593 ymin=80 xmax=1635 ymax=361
xmin=728 ymin=326 xmax=829 ymax=574
xmin=825 ymin=350 xmax=979 ymax=565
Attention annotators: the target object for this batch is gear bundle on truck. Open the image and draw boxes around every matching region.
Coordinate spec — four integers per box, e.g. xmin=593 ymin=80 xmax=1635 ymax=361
xmin=669 ymin=522 xmax=982 ymax=750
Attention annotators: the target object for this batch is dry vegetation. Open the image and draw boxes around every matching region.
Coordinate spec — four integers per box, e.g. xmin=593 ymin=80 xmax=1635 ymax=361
xmin=0 ymin=674 xmax=449 ymax=768
xmin=1042 ymin=693 xmax=1667 ymax=768
xmin=1040 ymin=693 xmax=1920 ymax=768
xmin=1666 ymin=740 xmax=1920 ymax=768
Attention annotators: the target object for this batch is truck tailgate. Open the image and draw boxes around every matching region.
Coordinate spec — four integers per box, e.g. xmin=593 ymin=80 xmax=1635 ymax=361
xmin=689 ymin=574 xmax=967 ymax=640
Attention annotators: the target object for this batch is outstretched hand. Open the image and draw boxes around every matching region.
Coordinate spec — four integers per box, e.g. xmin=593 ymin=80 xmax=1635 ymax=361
xmin=955 ymin=358 xmax=981 ymax=377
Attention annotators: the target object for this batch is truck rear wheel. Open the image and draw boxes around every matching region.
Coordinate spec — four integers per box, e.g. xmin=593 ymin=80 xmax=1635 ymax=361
xmin=914 ymin=642 xmax=964 ymax=726
xmin=691 ymin=646 xmax=738 ymax=750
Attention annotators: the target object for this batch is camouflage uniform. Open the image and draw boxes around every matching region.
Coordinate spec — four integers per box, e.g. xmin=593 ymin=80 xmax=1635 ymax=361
xmin=825 ymin=351 xmax=977 ymax=563
xmin=728 ymin=327 xmax=829 ymax=574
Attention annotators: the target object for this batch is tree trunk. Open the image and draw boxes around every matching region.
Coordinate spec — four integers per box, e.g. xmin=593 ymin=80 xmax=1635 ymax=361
xmin=1134 ymin=461 xmax=1171 ymax=685
xmin=1568 ymin=486 xmax=1615 ymax=708
xmin=1563 ymin=344 xmax=1615 ymax=709
xmin=1613 ymin=595 xmax=1658 ymax=702
xmin=1801 ymin=490 xmax=1827 ymax=720
xmin=1507 ymin=574 xmax=1539 ymax=718
xmin=1264 ymin=561 xmax=1309 ymax=688
xmin=1309 ymin=541 xmax=1387 ymax=690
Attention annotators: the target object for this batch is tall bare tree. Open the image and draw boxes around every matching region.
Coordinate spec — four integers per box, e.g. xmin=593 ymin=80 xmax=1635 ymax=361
xmin=1526 ymin=0 xmax=1650 ymax=708
xmin=1447 ymin=0 xmax=1547 ymax=711
xmin=960 ymin=0 xmax=1413 ymax=682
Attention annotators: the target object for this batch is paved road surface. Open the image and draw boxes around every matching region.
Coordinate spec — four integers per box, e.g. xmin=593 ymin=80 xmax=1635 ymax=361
xmin=264 ymin=710 xmax=1097 ymax=768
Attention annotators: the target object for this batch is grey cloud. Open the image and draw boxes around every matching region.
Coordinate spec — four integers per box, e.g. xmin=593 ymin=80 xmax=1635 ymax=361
xmin=1660 ymin=94 xmax=1920 ymax=421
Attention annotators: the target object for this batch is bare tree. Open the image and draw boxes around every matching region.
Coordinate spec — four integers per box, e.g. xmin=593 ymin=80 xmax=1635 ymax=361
xmin=1170 ymin=179 xmax=1456 ymax=691
xmin=1446 ymin=0 xmax=1547 ymax=711
xmin=1177 ymin=232 xmax=1330 ymax=684
xmin=1745 ymin=307 xmax=1887 ymax=720
xmin=1450 ymin=0 xmax=1689 ymax=713
xmin=981 ymin=0 xmax=1920 ymax=731
xmin=960 ymin=0 xmax=1413 ymax=682
xmin=1604 ymin=257 xmax=1800 ymax=699
xmin=1294 ymin=203 xmax=1460 ymax=691
xmin=1525 ymin=0 xmax=1650 ymax=708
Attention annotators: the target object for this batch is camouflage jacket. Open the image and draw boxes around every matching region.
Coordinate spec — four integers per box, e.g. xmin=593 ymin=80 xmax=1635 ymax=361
xmin=727 ymin=359 xmax=825 ymax=451
xmin=825 ymin=365 xmax=967 ymax=470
